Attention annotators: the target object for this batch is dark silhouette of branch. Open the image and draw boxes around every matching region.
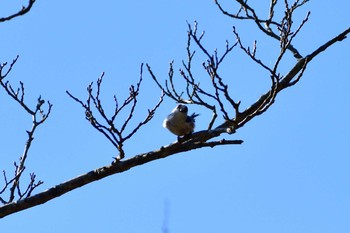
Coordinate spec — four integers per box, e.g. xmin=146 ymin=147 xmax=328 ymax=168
xmin=219 ymin=26 xmax=350 ymax=130
xmin=0 ymin=0 xmax=36 ymax=22
xmin=0 ymin=22 xmax=348 ymax=216
xmin=214 ymin=0 xmax=309 ymax=59
xmin=0 ymin=129 xmax=243 ymax=218
xmin=0 ymin=0 xmax=349 ymax=219
xmin=66 ymin=64 xmax=165 ymax=160
xmin=0 ymin=57 xmax=52 ymax=204
xmin=148 ymin=21 xmax=241 ymax=130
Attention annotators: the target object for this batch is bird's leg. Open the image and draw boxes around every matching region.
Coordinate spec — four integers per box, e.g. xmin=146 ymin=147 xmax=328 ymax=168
xmin=178 ymin=133 xmax=192 ymax=143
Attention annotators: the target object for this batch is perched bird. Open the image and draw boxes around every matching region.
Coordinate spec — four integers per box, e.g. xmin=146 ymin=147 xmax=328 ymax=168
xmin=163 ymin=104 xmax=199 ymax=136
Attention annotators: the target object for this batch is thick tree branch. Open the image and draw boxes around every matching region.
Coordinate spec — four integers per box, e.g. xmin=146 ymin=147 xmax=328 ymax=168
xmin=1 ymin=0 xmax=349 ymax=219
xmin=218 ymin=26 xmax=350 ymax=129
xmin=0 ymin=130 xmax=243 ymax=218
xmin=0 ymin=0 xmax=36 ymax=22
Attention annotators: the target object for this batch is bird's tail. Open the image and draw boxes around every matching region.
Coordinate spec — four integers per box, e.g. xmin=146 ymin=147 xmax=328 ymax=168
xmin=189 ymin=113 xmax=199 ymax=122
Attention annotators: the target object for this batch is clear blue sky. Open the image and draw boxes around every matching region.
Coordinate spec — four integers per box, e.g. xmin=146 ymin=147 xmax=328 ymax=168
xmin=1 ymin=1 xmax=349 ymax=232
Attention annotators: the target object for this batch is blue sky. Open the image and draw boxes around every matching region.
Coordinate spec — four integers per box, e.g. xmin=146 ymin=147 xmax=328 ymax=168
xmin=1 ymin=1 xmax=349 ymax=232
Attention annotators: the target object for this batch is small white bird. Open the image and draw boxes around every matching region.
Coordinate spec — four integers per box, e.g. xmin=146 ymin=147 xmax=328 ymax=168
xmin=163 ymin=104 xmax=199 ymax=136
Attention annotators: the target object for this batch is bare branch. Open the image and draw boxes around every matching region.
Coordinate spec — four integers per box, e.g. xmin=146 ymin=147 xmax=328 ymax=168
xmin=217 ymin=26 xmax=350 ymax=131
xmin=149 ymin=22 xmax=241 ymax=129
xmin=0 ymin=56 xmax=51 ymax=204
xmin=0 ymin=129 xmax=243 ymax=218
xmin=306 ymin=27 xmax=350 ymax=61
xmin=214 ymin=0 xmax=308 ymax=59
xmin=0 ymin=0 xmax=36 ymax=22
xmin=67 ymin=65 xmax=164 ymax=160
xmin=123 ymin=91 xmax=165 ymax=142
xmin=1 ymin=0 xmax=349 ymax=219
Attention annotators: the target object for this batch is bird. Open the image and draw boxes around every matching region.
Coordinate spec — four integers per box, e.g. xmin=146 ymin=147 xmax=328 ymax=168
xmin=163 ymin=104 xmax=199 ymax=136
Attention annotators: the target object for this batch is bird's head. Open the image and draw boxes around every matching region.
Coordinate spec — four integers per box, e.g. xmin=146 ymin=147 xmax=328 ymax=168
xmin=173 ymin=104 xmax=188 ymax=114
